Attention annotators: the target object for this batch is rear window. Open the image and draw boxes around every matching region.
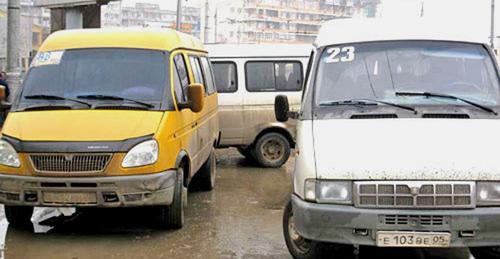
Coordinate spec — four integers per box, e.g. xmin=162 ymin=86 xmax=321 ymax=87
xmin=245 ymin=61 xmax=303 ymax=92
xmin=212 ymin=62 xmax=238 ymax=93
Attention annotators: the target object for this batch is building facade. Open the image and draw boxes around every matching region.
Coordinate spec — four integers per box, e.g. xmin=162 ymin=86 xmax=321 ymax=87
xmin=214 ymin=0 xmax=380 ymax=44
xmin=102 ymin=2 xmax=201 ymax=38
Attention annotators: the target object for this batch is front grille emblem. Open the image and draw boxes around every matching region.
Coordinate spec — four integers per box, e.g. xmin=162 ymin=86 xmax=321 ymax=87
xmin=64 ymin=154 xmax=74 ymax=161
xmin=410 ymin=187 xmax=420 ymax=196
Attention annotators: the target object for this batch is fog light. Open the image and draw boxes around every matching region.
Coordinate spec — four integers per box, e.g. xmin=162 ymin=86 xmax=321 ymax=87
xmin=459 ymin=230 xmax=475 ymax=238
xmin=24 ymin=191 xmax=38 ymax=202
xmin=102 ymin=192 xmax=119 ymax=203
xmin=353 ymin=228 xmax=369 ymax=236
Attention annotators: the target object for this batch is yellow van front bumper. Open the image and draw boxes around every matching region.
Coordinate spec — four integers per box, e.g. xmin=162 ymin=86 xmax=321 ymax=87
xmin=0 ymin=170 xmax=177 ymax=207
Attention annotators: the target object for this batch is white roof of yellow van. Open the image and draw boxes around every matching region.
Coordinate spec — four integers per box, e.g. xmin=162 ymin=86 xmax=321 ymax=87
xmin=206 ymin=44 xmax=312 ymax=58
xmin=39 ymin=28 xmax=205 ymax=52
xmin=315 ymin=18 xmax=489 ymax=48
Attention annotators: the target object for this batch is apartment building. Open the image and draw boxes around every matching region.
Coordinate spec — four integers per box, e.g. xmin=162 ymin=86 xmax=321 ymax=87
xmin=102 ymin=2 xmax=201 ymax=38
xmin=214 ymin=0 xmax=380 ymax=44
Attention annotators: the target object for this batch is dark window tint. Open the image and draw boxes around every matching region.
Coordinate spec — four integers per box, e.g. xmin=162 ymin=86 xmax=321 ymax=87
xmin=200 ymin=57 xmax=216 ymax=94
xmin=174 ymin=54 xmax=189 ymax=102
xmin=212 ymin=62 xmax=238 ymax=93
xmin=245 ymin=61 xmax=303 ymax=92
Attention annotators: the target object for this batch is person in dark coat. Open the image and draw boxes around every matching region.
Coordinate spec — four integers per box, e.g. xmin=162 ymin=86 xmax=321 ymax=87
xmin=0 ymin=71 xmax=10 ymax=100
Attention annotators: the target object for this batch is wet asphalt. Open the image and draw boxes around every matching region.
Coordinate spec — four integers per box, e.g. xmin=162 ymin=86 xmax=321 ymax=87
xmin=0 ymin=149 xmax=475 ymax=259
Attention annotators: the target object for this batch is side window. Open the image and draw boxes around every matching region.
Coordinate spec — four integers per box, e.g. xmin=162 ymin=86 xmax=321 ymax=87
xmin=189 ymin=56 xmax=205 ymax=86
xmin=246 ymin=62 xmax=275 ymax=91
xmin=200 ymin=57 xmax=216 ymax=95
xmin=275 ymin=62 xmax=302 ymax=91
xmin=302 ymin=51 xmax=314 ymax=100
xmin=245 ymin=61 xmax=303 ymax=92
xmin=174 ymin=54 xmax=189 ymax=102
xmin=212 ymin=62 xmax=238 ymax=93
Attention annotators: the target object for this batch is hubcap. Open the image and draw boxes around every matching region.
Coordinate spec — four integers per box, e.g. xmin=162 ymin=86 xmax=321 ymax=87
xmin=261 ymin=139 xmax=285 ymax=162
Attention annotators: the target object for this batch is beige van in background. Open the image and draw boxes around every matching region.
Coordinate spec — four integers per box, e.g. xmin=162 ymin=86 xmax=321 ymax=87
xmin=207 ymin=44 xmax=310 ymax=167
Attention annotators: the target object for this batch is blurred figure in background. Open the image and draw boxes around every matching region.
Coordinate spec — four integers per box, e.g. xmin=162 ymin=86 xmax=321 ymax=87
xmin=0 ymin=71 xmax=10 ymax=100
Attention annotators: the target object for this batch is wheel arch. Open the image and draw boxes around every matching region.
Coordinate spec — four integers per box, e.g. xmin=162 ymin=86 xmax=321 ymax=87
xmin=253 ymin=126 xmax=296 ymax=149
xmin=175 ymin=150 xmax=191 ymax=187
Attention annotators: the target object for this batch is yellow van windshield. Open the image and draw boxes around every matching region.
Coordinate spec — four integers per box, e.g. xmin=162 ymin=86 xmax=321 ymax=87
xmin=16 ymin=48 xmax=173 ymax=111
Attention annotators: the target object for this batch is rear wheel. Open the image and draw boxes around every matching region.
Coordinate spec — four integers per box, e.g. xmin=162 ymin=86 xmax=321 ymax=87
xmin=197 ymin=147 xmax=216 ymax=191
xmin=4 ymin=205 xmax=33 ymax=229
xmin=283 ymin=200 xmax=353 ymax=259
xmin=253 ymin=132 xmax=291 ymax=168
xmin=156 ymin=167 xmax=185 ymax=229
xmin=470 ymin=247 xmax=500 ymax=259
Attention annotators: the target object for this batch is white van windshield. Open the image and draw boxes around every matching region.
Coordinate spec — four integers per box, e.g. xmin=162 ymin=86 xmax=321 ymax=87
xmin=315 ymin=41 xmax=500 ymax=107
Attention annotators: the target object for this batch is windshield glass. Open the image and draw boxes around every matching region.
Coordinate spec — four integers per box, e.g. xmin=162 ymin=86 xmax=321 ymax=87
xmin=16 ymin=48 xmax=171 ymax=111
xmin=315 ymin=41 xmax=500 ymax=107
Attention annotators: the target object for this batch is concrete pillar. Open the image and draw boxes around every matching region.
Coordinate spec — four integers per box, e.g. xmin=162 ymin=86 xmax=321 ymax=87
xmin=6 ymin=0 xmax=22 ymax=100
xmin=50 ymin=9 xmax=65 ymax=33
xmin=65 ymin=7 xmax=83 ymax=29
xmin=176 ymin=0 xmax=182 ymax=31
xmin=82 ymin=5 xmax=101 ymax=28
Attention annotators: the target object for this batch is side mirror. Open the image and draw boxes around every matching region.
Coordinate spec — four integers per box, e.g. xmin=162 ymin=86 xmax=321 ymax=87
xmin=275 ymin=95 xmax=290 ymax=122
xmin=187 ymin=83 xmax=205 ymax=113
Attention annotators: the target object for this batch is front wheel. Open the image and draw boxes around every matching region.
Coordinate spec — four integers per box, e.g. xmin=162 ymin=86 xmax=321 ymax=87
xmin=4 ymin=205 xmax=33 ymax=229
xmin=283 ymin=200 xmax=353 ymax=259
xmin=253 ymin=132 xmax=291 ymax=168
xmin=156 ymin=167 xmax=186 ymax=229
xmin=470 ymin=247 xmax=500 ymax=259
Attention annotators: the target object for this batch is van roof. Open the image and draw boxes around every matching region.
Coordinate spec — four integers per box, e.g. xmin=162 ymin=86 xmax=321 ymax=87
xmin=315 ymin=18 xmax=489 ymax=48
xmin=39 ymin=28 xmax=205 ymax=52
xmin=205 ymin=44 xmax=312 ymax=58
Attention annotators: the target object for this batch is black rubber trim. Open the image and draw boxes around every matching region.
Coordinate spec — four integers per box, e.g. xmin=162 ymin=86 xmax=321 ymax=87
xmin=2 ymin=134 xmax=154 ymax=153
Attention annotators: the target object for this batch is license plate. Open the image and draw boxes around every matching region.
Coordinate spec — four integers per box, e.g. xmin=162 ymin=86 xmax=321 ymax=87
xmin=43 ymin=192 xmax=97 ymax=204
xmin=377 ymin=231 xmax=451 ymax=247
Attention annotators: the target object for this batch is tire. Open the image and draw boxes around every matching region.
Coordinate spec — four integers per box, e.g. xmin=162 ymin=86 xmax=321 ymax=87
xmin=283 ymin=200 xmax=353 ymax=259
xmin=470 ymin=246 xmax=500 ymax=259
xmin=156 ymin=167 xmax=185 ymax=229
xmin=237 ymin=147 xmax=255 ymax=161
xmin=4 ymin=205 xmax=34 ymax=229
xmin=253 ymin=132 xmax=291 ymax=168
xmin=197 ymin=147 xmax=216 ymax=191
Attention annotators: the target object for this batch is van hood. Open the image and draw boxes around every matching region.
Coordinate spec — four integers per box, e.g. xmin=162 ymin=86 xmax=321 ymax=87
xmin=2 ymin=110 xmax=164 ymax=141
xmin=313 ymin=119 xmax=500 ymax=181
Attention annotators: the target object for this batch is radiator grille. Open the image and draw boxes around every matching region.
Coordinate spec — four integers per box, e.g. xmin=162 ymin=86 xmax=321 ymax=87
xmin=383 ymin=215 xmax=445 ymax=226
xmin=30 ymin=153 xmax=112 ymax=173
xmin=355 ymin=181 xmax=475 ymax=209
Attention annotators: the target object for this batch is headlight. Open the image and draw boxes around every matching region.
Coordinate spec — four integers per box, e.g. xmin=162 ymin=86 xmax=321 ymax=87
xmin=121 ymin=140 xmax=158 ymax=168
xmin=304 ymin=179 xmax=316 ymax=202
xmin=0 ymin=140 xmax=20 ymax=168
xmin=477 ymin=182 xmax=500 ymax=206
xmin=304 ymin=179 xmax=352 ymax=204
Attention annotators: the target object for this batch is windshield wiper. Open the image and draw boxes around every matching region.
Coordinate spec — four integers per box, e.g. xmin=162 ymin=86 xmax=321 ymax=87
xmin=320 ymin=99 xmax=417 ymax=114
xmin=24 ymin=94 xmax=91 ymax=108
xmin=77 ymin=94 xmax=155 ymax=109
xmin=395 ymin=91 xmax=498 ymax=115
